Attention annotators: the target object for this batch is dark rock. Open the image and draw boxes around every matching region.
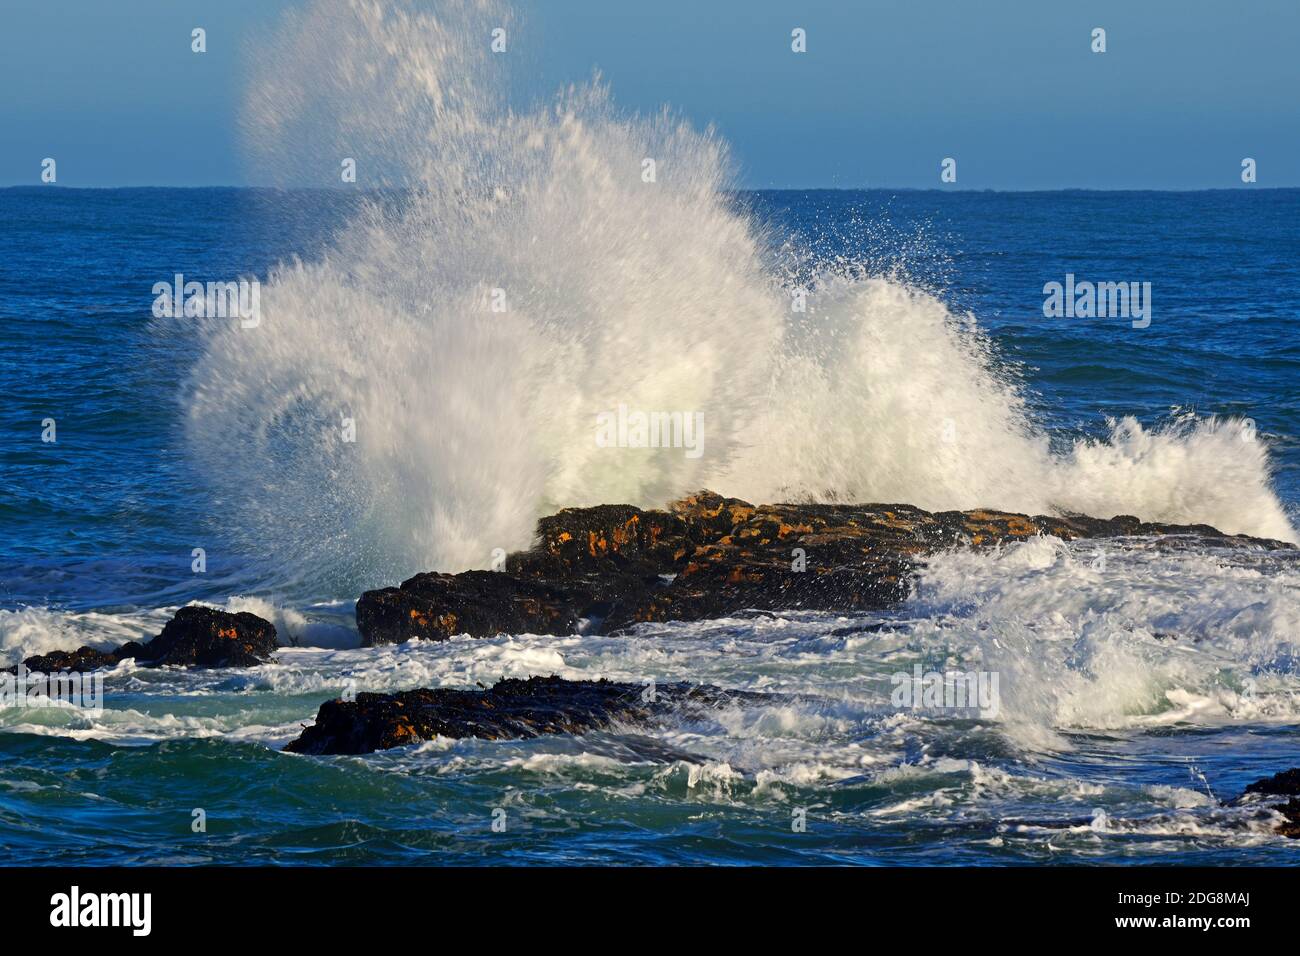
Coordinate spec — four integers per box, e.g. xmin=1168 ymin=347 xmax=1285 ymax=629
xmin=356 ymin=571 xmax=584 ymax=646
xmin=16 ymin=647 xmax=124 ymax=673
xmin=6 ymin=649 xmax=128 ymax=677
xmin=1240 ymin=768 xmax=1300 ymax=838
xmin=1274 ymin=799 xmax=1300 ymax=839
xmin=527 ymin=504 xmax=693 ymax=576
xmin=13 ymin=640 xmax=151 ymax=676
xmin=132 ymin=605 xmax=278 ymax=668
xmin=1244 ymin=768 xmax=1300 ymax=797
xmin=602 ymin=556 xmax=910 ymax=629
xmin=8 ymin=606 xmax=278 ymax=674
xmin=355 ymin=489 xmax=1291 ymax=645
xmin=285 ymin=674 xmax=764 ymax=755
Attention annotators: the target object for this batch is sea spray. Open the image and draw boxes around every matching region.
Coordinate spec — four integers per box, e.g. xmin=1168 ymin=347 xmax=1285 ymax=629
xmin=186 ymin=0 xmax=1295 ymax=597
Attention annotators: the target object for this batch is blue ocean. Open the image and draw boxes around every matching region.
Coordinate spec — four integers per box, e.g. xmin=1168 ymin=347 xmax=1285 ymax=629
xmin=3 ymin=182 xmax=1298 ymax=865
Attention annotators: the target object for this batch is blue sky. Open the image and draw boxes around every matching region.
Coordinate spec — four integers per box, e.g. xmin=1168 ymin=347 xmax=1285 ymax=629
xmin=2 ymin=0 xmax=1297 ymax=188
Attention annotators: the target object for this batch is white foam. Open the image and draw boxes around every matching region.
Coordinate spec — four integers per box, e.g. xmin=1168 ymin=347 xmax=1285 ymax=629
xmin=0 ymin=595 xmax=361 ymax=668
xmin=0 ymin=606 xmax=169 ymax=667
xmin=223 ymin=595 xmax=358 ymax=649
xmin=909 ymin=536 xmax=1300 ymax=742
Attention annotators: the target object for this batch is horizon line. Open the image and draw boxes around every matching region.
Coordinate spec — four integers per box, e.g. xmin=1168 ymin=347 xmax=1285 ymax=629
xmin=3 ymin=184 xmax=1295 ymax=194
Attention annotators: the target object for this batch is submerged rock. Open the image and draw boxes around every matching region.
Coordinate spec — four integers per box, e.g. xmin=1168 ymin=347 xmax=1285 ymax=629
xmin=356 ymin=490 xmax=1290 ymax=645
xmin=10 ymin=606 xmax=278 ymax=674
xmin=285 ymin=674 xmax=762 ymax=755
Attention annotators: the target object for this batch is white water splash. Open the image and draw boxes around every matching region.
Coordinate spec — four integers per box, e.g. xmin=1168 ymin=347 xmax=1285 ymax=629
xmin=185 ymin=0 xmax=1295 ymax=594
xmin=909 ymin=535 xmax=1300 ymax=748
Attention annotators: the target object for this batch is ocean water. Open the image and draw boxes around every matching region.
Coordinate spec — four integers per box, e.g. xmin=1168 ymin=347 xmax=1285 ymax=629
xmin=3 ymin=0 xmax=1300 ymax=865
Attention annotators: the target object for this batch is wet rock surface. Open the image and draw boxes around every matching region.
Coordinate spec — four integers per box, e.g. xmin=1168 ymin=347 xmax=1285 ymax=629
xmin=10 ymin=606 xmax=278 ymax=673
xmin=1240 ymin=768 xmax=1300 ymax=838
xmin=357 ymin=490 xmax=1289 ymax=645
xmin=14 ymin=646 xmax=131 ymax=674
xmin=1244 ymin=768 xmax=1300 ymax=797
xmin=134 ymin=606 xmax=279 ymax=668
xmin=357 ymin=571 xmax=583 ymax=646
xmin=285 ymin=674 xmax=767 ymax=755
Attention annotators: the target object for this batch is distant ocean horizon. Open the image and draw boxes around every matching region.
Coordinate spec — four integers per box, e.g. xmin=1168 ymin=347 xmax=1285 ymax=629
xmin=7 ymin=184 xmax=1296 ymax=191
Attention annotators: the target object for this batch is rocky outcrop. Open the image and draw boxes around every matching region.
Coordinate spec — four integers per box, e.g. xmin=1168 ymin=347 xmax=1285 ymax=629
xmin=356 ymin=571 xmax=584 ymax=644
xmin=10 ymin=606 xmax=278 ymax=674
xmin=1242 ymin=768 xmax=1300 ymax=838
xmin=15 ymin=646 xmax=131 ymax=674
xmin=357 ymin=490 xmax=1290 ymax=645
xmin=1246 ymin=768 xmax=1300 ymax=797
xmin=285 ymin=675 xmax=765 ymax=755
xmin=133 ymin=606 xmax=278 ymax=667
